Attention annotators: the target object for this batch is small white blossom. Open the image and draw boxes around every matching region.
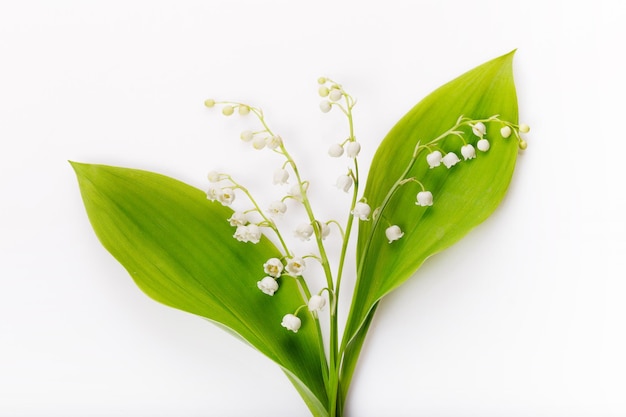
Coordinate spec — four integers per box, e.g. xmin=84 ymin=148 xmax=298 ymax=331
xmin=263 ymin=258 xmax=284 ymax=278
xmin=228 ymin=211 xmax=248 ymax=226
xmin=308 ymin=295 xmax=326 ymax=312
xmin=257 ymin=276 xmax=279 ymax=296
xmin=288 ymin=184 xmax=306 ymax=201
xmin=266 ymin=135 xmax=282 ymax=150
xmin=320 ymin=222 xmax=330 ymax=239
xmin=218 ymin=188 xmax=235 ymax=206
xmin=500 ymin=125 xmax=512 ymax=138
xmin=207 ymin=171 xmax=221 ymax=182
xmin=416 ymin=191 xmax=433 ymax=207
xmin=286 ymin=257 xmax=306 ymax=276
xmin=240 ymin=130 xmax=254 ymax=142
xmin=477 ymin=138 xmax=490 ymax=152
xmin=385 ymin=225 xmax=404 ymax=243
xmin=328 ymin=143 xmax=344 ymax=157
xmin=273 ymin=168 xmax=289 ymax=185
xmin=295 ymin=223 xmax=314 ymax=241
xmin=426 ymin=151 xmax=443 ymax=168
xmin=346 ymin=141 xmax=361 ymax=158
xmin=252 ymin=136 xmax=266 ymax=150
xmin=442 ymin=152 xmax=460 ymax=169
xmin=320 ymin=100 xmax=332 ymax=113
xmin=352 ymin=202 xmax=371 ymax=221
xmin=336 ymin=174 xmax=353 ymax=193
xmin=329 ymin=89 xmax=343 ymax=102
xmin=471 ymin=122 xmax=486 ymax=137
xmin=519 ymin=123 xmax=530 ymax=133
xmin=206 ymin=185 xmax=222 ymax=201
xmin=281 ymin=314 xmax=301 ymax=333
xmin=234 ymin=224 xmax=261 ymax=244
xmin=461 ymin=144 xmax=476 ymax=160
xmin=268 ymin=201 xmax=287 ymax=217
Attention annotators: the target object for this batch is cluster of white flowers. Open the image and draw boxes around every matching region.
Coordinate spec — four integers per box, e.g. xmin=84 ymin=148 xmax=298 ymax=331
xmin=204 ymin=82 xmax=529 ymax=335
xmin=382 ymin=118 xmax=529 ymax=245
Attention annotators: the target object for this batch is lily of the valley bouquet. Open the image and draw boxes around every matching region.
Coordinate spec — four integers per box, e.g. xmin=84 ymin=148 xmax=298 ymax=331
xmin=72 ymin=52 xmax=528 ymax=416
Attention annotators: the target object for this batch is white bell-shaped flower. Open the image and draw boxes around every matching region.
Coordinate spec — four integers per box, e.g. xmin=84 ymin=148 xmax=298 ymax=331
xmin=328 ymin=143 xmax=344 ymax=157
xmin=206 ymin=185 xmax=222 ymax=202
xmin=442 ymin=152 xmax=460 ymax=168
xmin=500 ymin=125 xmax=512 ymax=138
xmin=286 ymin=257 xmax=306 ymax=276
xmin=477 ymin=138 xmax=490 ymax=152
xmin=320 ymin=222 xmax=331 ymax=239
xmin=471 ymin=122 xmax=486 ymax=137
xmin=308 ymin=295 xmax=326 ymax=312
xmin=263 ymin=258 xmax=284 ymax=278
xmin=268 ymin=201 xmax=287 ymax=217
xmin=336 ymin=174 xmax=353 ymax=193
xmin=257 ymin=277 xmax=279 ymax=296
xmin=233 ymin=224 xmax=261 ymax=244
xmin=426 ymin=151 xmax=443 ymax=168
xmin=416 ymin=191 xmax=433 ymax=207
xmin=273 ymin=168 xmax=289 ymax=185
xmin=385 ymin=225 xmax=404 ymax=243
xmin=351 ymin=202 xmax=371 ymax=221
xmin=294 ymin=223 xmax=314 ymax=241
xmin=281 ymin=314 xmax=301 ymax=333
xmin=266 ymin=135 xmax=282 ymax=150
xmin=320 ymin=100 xmax=332 ymax=113
xmin=288 ymin=184 xmax=306 ymax=202
xmin=346 ymin=142 xmax=361 ymax=158
xmin=461 ymin=144 xmax=476 ymax=160
xmin=228 ymin=211 xmax=248 ymax=227
xmin=218 ymin=188 xmax=236 ymax=206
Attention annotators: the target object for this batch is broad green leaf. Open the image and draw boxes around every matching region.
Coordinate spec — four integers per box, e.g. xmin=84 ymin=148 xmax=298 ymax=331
xmin=72 ymin=163 xmax=328 ymax=417
xmin=340 ymin=51 xmax=520 ymax=398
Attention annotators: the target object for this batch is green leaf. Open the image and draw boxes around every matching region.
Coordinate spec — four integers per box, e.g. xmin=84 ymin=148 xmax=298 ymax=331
xmin=340 ymin=51 xmax=520 ymax=398
xmin=71 ymin=162 xmax=328 ymax=417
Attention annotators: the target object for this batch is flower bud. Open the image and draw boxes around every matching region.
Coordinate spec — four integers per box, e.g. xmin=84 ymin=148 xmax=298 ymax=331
xmin=329 ymin=89 xmax=342 ymax=102
xmin=207 ymin=170 xmax=221 ymax=182
xmin=318 ymin=86 xmax=330 ymax=97
xmin=519 ymin=139 xmax=528 ymax=150
xmin=204 ymin=99 xmax=216 ymax=108
xmin=519 ymin=123 xmax=530 ymax=133
xmin=222 ymin=105 xmax=234 ymax=116
xmin=320 ymin=100 xmax=332 ymax=113
xmin=266 ymin=135 xmax=282 ymax=150
xmin=238 ymin=105 xmax=250 ymax=115
xmin=240 ymin=130 xmax=254 ymax=142
xmin=477 ymin=138 xmax=490 ymax=152
xmin=317 ymin=77 xmax=327 ymax=85
xmin=500 ymin=125 xmax=512 ymax=138
xmin=252 ymin=136 xmax=266 ymax=150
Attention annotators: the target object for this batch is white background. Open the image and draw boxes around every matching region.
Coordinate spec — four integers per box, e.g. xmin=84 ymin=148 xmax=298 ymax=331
xmin=1 ymin=1 xmax=625 ymax=416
